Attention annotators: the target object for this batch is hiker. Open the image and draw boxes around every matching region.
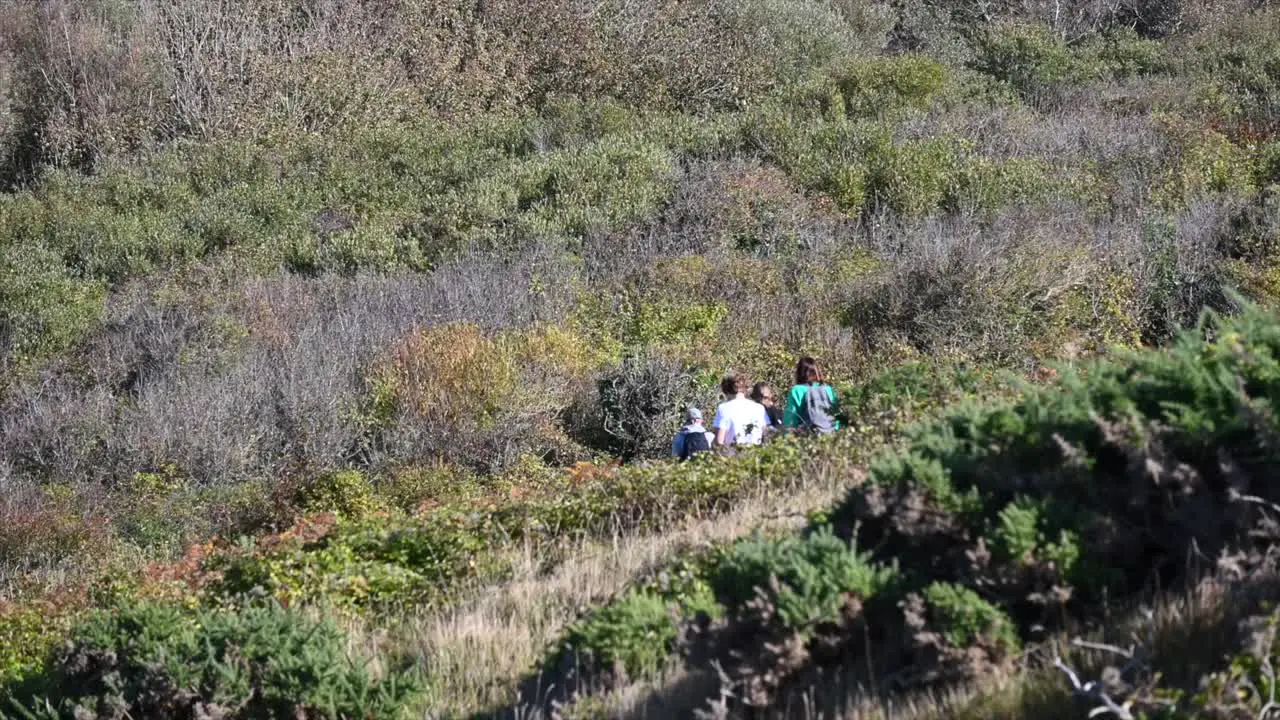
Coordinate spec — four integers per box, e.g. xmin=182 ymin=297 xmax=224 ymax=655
xmin=750 ymin=382 xmax=783 ymax=432
xmin=713 ymin=373 xmax=769 ymax=450
xmin=672 ymin=407 xmax=714 ymax=461
xmin=783 ymin=356 xmax=840 ymax=434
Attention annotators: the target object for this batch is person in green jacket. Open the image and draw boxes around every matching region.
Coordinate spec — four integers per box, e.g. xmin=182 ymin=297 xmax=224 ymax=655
xmin=783 ymin=356 xmax=840 ymax=434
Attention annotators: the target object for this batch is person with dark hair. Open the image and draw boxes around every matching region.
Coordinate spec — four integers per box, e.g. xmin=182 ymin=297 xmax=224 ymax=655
xmin=713 ymin=373 xmax=769 ymax=449
xmin=783 ymin=356 xmax=840 ymax=434
xmin=672 ymin=407 xmax=714 ymax=461
xmin=750 ymin=382 xmax=783 ymax=430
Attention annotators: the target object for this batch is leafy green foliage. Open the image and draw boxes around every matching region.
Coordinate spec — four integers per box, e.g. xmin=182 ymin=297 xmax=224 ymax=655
xmin=0 ymin=237 xmax=105 ymax=380
xmin=755 ymin=114 xmax=1054 ymax=219
xmin=3 ymin=600 xmax=420 ymax=719
xmin=553 ymin=590 xmax=681 ymax=680
xmin=292 ymin=470 xmax=385 ymax=520
xmin=922 ymin=582 xmax=1020 ymax=652
xmin=827 ymin=301 xmax=1280 ymax=664
xmin=707 ymin=527 xmax=898 ymax=632
xmin=210 ymin=511 xmax=494 ymax=611
xmin=971 ymin=23 xmax=1084 ymax=100
xmin=837 ymin=362 xmax=1005 ymax=436
xmin=0 ymin=606 xmax=73 ymax=691
xmin=830 ymin=55 xmax=949 ymax=118
xmin=867 ymin=451 xmax=984 ymax=518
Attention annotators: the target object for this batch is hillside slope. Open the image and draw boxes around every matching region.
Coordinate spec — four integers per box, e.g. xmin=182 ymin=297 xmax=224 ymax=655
xmin=1 ymin=0 xmax=1279 ymax=717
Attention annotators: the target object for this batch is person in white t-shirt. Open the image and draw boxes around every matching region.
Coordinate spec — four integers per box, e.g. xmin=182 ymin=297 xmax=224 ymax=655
xmin=713 ymin=373 xmax=769 ymax=450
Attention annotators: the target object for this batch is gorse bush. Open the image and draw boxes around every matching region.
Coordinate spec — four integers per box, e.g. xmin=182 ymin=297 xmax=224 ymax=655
xmin=552 ymin=589 xmax=684 ymax=681
xmin=707 ymin=527 xmax=898 ymax=633
xmin=2 ymin=600 xmax=421 ymax=719
xmin=920 ymin=582 xmax=1020 ymax=653
xmin=829 ymin=301 xmax=1280 ymax=641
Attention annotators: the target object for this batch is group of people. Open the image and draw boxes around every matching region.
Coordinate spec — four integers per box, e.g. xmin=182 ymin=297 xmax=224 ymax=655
xmin=672 ymin=356 xmax=840 ymax=461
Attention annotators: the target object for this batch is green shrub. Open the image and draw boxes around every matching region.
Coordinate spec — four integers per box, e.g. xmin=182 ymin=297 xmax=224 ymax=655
xmin=923 ymin=582 xmax=1020 ymax=652
xmin=758 ymin=114 xmax=1052 ymax=219
xmin=627 ymin=300 xmax=727 ymax=348
xmin=423 ymin=136 xmax=677 ymax=244
xmin=0 ymin=606 xmax=73 ymax=690
xmin=0 ymin=240 xmax=105 ymax=379
xmin=293 ymin=470 xmax=384 ymax=520
xmin=944 ymin=155 xmax=1053 ymax=213
xmin=210 ymin=511 xmax=494 ymax=610
xmin=990 ymin=497 xmax=1088 ymax=583
xmin=866 ymin=136 xmax=963 ymax=218
xmin=831 ymin=55 xmax=949 ymax=118
xmin=867 ymin=451 xmax=984 ymax=519
xmin=1256 ymin=141 xmax=1280 ymax=188
xmin=1156 ymin=120 xmax=1257 ymax=207
xmin=553 ymin=589 xmax=681 ymax=680
xmin=1088 ymin=27 xmax=1168 ymax=79
xmin=377 ymin=462 xmax=485 ymax=513
xmin=707 ymin=526 xmax=898 ymax=632
xmin=1183 ymin=8 xmax=1280 ymax=137
xmin=829 ymin=302 xmax=1280 ymax=653
xmin=970 ymin=23 xmax=1086 ymax=100
xmin=837 ymin=361 xmax=1005 ymax=435
xmin=116 ymin=465 xmax=204 ymax=551
xmin=4 ymin=600 xmax=420 ymax=719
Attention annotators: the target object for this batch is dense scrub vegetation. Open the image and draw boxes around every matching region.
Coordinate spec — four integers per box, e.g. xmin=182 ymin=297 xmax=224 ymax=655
xmin=2 ymin=0 xmax=1280 ymax=715
xmin=535 ymin=304 xmax=1280 ymax=717
xmin=4 ymin=600 xmax=421 ymax=719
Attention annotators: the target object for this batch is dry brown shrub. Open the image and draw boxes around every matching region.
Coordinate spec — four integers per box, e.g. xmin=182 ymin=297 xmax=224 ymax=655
xmin=0 ymin=495 xmax=115 ymax=574
xmin=2 ymin=0 xmax=166 ymax=172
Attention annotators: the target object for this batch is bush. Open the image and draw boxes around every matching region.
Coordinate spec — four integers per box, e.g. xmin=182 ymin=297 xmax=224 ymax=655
xmin=292 ymin=470 xmax=384 ymax=520
xmin=829 ymin=55 xmax=949 ymax=118
xmin=829 ymin=302 xmax=1280 ymax=649
xmin=361 ymin=323 xmax=521 ymax=470
xmin=1088 ymin=27 xmax=1169 ymax=78
xmin=209 ymin=511 xmax=495 ymax=611
xmin=423 ymin=136 xmax=678 ymax=243
xmin=921 ymin=582 xmax=1020 ymax=653
xmin=552 ymin=589 xmax=682 ymax=681
xmin=4 ymin=600 xmax=421 ymax=719
xmin=596 ymin=353 xmax=706 ymax=459
xmin=1183 ymin=7 xmax=1280 ymax=140
xmin=1155 ymin=119 xmax=1258 ymax=207
xmin=0 ymin=604 xmax=74 ymax=690
xmin=970 ymin=23 xmax=1087 ymax=102
xmin=707 ymin=527 xmax=899 ymax=633
xmin=0 ymin=240 xmax=105 ymax=381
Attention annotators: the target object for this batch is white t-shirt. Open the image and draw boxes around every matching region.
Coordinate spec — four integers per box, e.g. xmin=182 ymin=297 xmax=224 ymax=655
xmin=713 ymin=395 xmax=769 ymax=446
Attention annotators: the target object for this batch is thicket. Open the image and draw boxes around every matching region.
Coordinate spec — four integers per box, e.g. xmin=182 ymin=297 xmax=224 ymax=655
xmin=2 ymin=0 xmax=1280 ymax=716
xmin=533 ymin=303 xmax=1280 ymax=714
xmin=1 ymin=600 xmax=420 ymax=719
